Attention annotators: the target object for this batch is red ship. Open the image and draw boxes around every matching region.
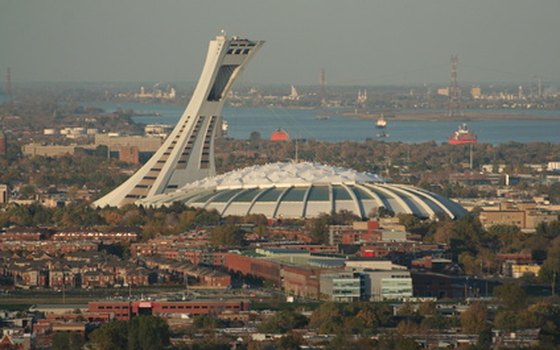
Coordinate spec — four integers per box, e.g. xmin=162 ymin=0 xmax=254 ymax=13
xmin=270 ymin=128 xmax=289 ymax=141
xmin=448 ymin=123 xmax=477 ymax=145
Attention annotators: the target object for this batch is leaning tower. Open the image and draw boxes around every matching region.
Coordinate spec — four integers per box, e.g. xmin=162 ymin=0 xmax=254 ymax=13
xmin=94 ymin=34 xmax=264 ymax=207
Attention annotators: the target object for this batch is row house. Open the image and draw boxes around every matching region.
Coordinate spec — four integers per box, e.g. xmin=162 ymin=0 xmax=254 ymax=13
xmin=81 ymin=271 xmax=115 ymax=288
xmin=0 ymin=227 xmax=52 ymax=241
xmin=0 ymin=241 xmax=98 ymax=255
xmin=4 ymin=264 xmax=47 ymax=288
xmin=51 ymin=227 xmax=140 ymax=243
xmin=140 ymin=256 xmax=231 ymax=288
xmin=99 ymin=260 xmax=157 ymax=286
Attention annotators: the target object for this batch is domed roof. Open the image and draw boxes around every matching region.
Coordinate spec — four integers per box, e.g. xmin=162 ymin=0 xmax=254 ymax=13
xmin=180 ymin=162 xmax=385 ymax=190
xmin=138 ymin=162 xmax=467 ymax=220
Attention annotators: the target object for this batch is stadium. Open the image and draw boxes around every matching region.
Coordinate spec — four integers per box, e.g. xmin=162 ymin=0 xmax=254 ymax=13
xmin=138 ymin=162 xmax=467 ymax=219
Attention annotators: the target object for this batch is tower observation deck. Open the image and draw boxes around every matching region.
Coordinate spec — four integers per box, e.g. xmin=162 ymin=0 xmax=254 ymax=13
xmin=94 ymin=35 xmax=264 ymax=207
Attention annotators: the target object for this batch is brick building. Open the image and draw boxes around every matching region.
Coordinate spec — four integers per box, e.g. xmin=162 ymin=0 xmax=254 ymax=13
xmin=223 ymin=253 xmax=282 ymax=285
xmin=88 ymin=300 xmax=249 ymax=321
xmin=119 ymin=146 xmax=140 ymax=164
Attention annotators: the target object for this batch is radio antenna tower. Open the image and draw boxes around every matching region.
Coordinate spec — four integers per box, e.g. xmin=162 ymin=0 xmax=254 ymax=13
xmin=448 ymin=55 xmax=462 ymax=117
xmin=5 ymin=68 xmax=13 ymax=103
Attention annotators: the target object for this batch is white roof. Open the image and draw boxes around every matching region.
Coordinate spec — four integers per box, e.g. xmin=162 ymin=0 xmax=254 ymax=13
xmin=181 ymin=162 xmax=385 ymax=190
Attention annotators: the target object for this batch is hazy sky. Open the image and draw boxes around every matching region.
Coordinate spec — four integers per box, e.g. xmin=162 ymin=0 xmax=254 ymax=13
xmin=1 ymin=0 xmax=559 ymax=85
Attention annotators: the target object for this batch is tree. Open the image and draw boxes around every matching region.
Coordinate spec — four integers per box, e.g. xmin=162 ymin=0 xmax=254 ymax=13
xmin=307 ymin=214 xmax=331 ymax=244
xmin=493 ymin=283 xmax=527 ymax=311
xmin=536 ymin=220 xmax=560 ymax=240
xmin=375 ymin=333 xmax=422 ymax=350
xmin=249 ymin=131 xmax=261 ymax=141
xmin=540 ymin=236 xmax=560 ymax=295
xmin=90 ymin=316 xmax=169 ymax=350
xmin=274 ymin=333 xmax=303 ymax=350
xmin=477 ymin=326 xmax=493 ymax=349
xmin=448 ymin=214 xmax=486 ymax=256
xmin=89 ymin=320 xmax=129 ymax=350
xmin=52 ymin=332 xmax=84 ymax=350
xmin=209 ymin=224 xmax=244 ymax=246
xmin=459 ymin=253 xmax=481 ymax=276
xmin=309 ymin=302 xmax=343 ymax=334
xmin=192 ymin=314 xmax=222 ymax=331
xmin=257 ymin=310 xmax=308 ymax=333
xmin=417 ymin=301 xmax=437 ymax=316
xmin=460 ymin=302 xmax=487 ymax=334
xmin=494 ymin=310 xmax=520 ymax=331
xmin=127 ymin=315 xmax=170 ymax=350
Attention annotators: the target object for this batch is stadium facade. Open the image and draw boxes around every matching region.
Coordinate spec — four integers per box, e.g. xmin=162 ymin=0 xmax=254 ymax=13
xmin=137 ymin=162 xmax=467 ymax=219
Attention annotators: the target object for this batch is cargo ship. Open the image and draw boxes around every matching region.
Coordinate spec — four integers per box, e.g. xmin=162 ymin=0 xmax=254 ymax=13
xmin=271 ymin=128 xmax=289 ymax=141
xmin=448 ymin=123 xmax=477 ymax=145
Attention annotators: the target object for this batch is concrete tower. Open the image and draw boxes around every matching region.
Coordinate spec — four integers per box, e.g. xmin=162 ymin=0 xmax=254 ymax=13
xmin=94 ymin=34 xmax=264 ymax=207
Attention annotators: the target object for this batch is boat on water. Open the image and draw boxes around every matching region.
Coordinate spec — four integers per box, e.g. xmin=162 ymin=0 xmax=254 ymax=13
xmin=271 ymin=128 xmax=289 ymax=141
xmin=377 ymin=131 xmax=389 ymax=138
xmin=448 ymin=123 xmax=477 ymax=145
xmin=376 ymin=115 xmax=387 ymax=129
xmin=314 ymin=114 xmax=331 ymax=120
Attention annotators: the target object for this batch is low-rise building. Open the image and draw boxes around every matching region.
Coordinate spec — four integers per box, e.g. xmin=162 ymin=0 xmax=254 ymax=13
xmin=320 ymin=271 xmax=361 ymax=302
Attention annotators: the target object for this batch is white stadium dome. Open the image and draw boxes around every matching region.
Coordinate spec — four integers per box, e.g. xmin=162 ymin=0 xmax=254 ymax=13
xmin=137 ymin=162 xmax=467 ymax=220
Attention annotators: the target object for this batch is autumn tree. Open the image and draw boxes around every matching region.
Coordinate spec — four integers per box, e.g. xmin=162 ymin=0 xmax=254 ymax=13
xmin=209 ymin=224 xmax=245 ymax=246
xmin=257 ymin=310 xmax=308 ymax=333
xmin=493 ymin=283 xmax=527 ymax=311
xmin=460 ymin=302 xmax=487 ymax=334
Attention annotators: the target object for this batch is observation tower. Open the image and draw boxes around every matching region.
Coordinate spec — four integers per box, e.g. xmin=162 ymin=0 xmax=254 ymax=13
xmin=94 ymin=34 xmax=264 ymax=207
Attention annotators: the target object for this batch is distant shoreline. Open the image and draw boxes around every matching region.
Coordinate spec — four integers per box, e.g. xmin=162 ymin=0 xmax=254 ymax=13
xmin=342 ymin=111 xmax=560 ymax=121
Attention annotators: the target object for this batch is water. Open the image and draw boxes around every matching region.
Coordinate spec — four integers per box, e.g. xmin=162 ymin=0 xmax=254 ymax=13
xmin=85 ymin=101 xmax=560 ymax=144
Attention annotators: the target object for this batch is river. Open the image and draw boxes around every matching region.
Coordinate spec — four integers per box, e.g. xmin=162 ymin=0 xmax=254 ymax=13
xmin=85 ymin=101 xmax=560 ymax=144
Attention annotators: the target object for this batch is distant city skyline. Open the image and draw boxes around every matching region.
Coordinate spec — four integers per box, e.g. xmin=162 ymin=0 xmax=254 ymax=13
xmin=1 ymin=0 xmax=559 ymax=85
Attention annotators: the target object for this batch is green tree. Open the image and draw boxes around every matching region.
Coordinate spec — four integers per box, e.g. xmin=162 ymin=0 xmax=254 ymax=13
xmin=307 ymin=214 xmax=331 ymax=244
xmin=52 ymin=332 xmax=84 ymax=350
xmin=209 ymin=224 xmax=244 ymax=246
xmin=449 ymin=214 xmax=486 ymax=256
xmin=375 ymin=333 xmax=422 ymax=350
xmin=494 ymin=283 xmax=527 ymax=311
xmin=274 ymin=332 xmax=303 ymax=350
xmin=536 ymin=220 xmax=560 ymax=240
xmin=192 ymin=314 xmax=222 ymax=331
xmin=89 ymin=320 xmax=129 ymax=350
xmin=89 ymin=316 xmax=170 ymax=350
xmin=127 ymin=315 xmax=170 ymax=350
xmin=257 ymin=310 xmax=308 ymax=333
xmin=540 ymin=236 xmax=560 ymax=295
xmin=494 ymin=310 xmax=521 ymax=331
